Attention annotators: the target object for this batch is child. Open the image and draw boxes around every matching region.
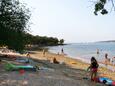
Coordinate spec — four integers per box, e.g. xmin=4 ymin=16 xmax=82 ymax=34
xmin=26 ymin=52 xmax=30 ymax=63
xmin=87 ymin=57 xmax=99 ymax=81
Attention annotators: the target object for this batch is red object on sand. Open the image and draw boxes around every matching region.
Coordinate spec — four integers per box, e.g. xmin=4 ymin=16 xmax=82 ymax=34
xmin=92 ymin=77 xmax=99 ymax=82
xmin=19 ymin=69 xmax=25 ymax=75
xmin=112 ymin=81 xmax=115 ymax=86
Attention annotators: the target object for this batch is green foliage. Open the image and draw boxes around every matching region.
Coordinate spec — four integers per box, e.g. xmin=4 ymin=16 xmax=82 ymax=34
xmin=100 ymin=0 xmax=106 ymax=4
xmin=95 ymin=2 xmax=104 ymax=12
xmin=101 ymin=9 xmax=108 ymax=14
xmin=0 ymin=0 xmax=30 ymax=51
xmin=94 ymin=0 xmax=108 ymax=15
xmin=59 ymin=39 xmax=64 ymax=45
xmin=24 ymin=33 xmax=61 ymax=46
xmin=0 ymin=0 xmax=63 ymax=50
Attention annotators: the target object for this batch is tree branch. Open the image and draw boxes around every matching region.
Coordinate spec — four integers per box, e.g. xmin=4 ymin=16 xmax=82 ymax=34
xmin=110 ymin=0 xmax=115 ymax=11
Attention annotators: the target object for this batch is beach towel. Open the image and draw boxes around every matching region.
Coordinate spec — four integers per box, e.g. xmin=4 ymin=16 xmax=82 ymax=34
xmin=4 ymin=62 xmax=36 ymax=71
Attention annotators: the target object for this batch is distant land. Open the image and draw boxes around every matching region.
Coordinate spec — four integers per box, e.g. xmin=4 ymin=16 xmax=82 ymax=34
xmin=97 ymin=40 xmax=115 ymax=43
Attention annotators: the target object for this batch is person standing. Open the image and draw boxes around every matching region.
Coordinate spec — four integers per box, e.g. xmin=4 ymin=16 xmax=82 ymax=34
xmin=96 ymin=49 xmax=99 ymax=54
xmin=105 ymin=53 xmax=109 ymax=66
xmin=112 ymin=57 xmax=115 ymax=66
xmin=61 ymin=48 xmax=64 ymax=54
xmin=43 ymin=49 xmax=46 ymax=57
xmin=26 ymin=52 xmax=30 ymax=63
xmin=87 ymin=57 xmax=99 ymax=81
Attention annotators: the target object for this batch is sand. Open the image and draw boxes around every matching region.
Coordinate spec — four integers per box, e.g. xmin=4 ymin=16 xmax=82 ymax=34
xmin=0 ymin=50 xmax=115 ymax=86
xmin=30 ymin=50 xmax=115 ymax=80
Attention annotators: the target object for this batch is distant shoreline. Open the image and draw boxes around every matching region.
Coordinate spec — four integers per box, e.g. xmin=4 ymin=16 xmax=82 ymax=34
xmin=96 ymin=40 xmax=115 ymax=43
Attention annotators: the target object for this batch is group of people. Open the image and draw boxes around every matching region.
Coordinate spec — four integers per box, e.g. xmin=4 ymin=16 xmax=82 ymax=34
xmin=87 ymin=52 xmax=115 ymax=82
xmin=42 ymin=48 xmax=64 ymax=57
xmin=96 ymin=49 xmax=115 ymax=66
xmin=104 ymin=53 xmax=115 ymax=66
xmin=26 ymin=48 xmax=115 ymax=82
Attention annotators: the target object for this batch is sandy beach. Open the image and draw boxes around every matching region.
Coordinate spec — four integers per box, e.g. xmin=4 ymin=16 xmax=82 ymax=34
xmin=0 ymin=49 xmax=115 ymax=86
xmin=30 ymin=50 xmax=115 ymax=80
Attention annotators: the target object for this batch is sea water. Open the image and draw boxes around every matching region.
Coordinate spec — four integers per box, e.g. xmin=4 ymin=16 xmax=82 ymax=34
xmin=48 ymin=42 xmax=115 ymax=63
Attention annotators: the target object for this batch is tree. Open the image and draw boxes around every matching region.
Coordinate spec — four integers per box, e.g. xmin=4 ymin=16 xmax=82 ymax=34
xmin=0 ymin=0 xmax=30 ymax=51
xmin=59 ymin=39 xmax=64 ymax=45
xmin=94 ymin=0 xmax=115 ymax=15
xmin=23 ymin=33 xmax=60 ymax=47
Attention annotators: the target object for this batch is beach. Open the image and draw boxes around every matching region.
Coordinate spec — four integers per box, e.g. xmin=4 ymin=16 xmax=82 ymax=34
xmin=1 ymin=0 xmax=115 ymax=86
xmin=0 ymin=49 xmax=115 ymax=86
xmin=30 ymin=50 xmax=115 ymax=80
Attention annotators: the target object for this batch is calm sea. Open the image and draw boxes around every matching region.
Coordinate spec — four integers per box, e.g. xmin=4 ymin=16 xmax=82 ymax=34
xmin=47 ymin=42 xmax=115 ymax=63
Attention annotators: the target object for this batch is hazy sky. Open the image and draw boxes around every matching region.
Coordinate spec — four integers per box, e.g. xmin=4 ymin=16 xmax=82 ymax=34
xmin=20 ymin=0 xmax=115 ymax=43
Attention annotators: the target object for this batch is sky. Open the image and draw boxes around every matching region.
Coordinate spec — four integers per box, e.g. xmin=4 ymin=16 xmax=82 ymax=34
xmin=20 ymin=0 xmax=115 ymax=43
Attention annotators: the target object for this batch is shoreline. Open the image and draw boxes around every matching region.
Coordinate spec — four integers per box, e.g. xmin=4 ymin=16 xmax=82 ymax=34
xmin=30 ymin=50 xmax=115 ymax=81
xmin=48 ymin=48 xmax=115 ymax=72
xmin=0 ymin=49 xmax=115 ymax=86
